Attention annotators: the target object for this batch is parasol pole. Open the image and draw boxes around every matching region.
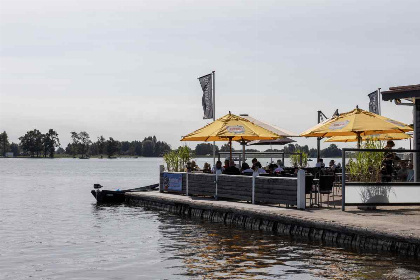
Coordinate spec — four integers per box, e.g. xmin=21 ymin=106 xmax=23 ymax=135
xmin=357 ymin=132 xmax=362 ymax=149
xmin=212 ymin=71 xmax=216 ymax=166
xmin=229 ymin=137 xmax=233 ymax=162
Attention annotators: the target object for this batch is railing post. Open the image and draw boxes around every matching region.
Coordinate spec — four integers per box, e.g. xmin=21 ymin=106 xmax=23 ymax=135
xmin=159 ymin=165 xmax=164 ymax=193
xmin=252 ymin=172 xmax=257 ymax=204
xmin=186 ymin=172 xmax=189 ymax=196
xmin=297 ymin=169 xmax=305 ymax=209
xmin=215 ymin=173 xmax=218 ymax=200
xmin=342 ymin=150 xmax=346 ymax=211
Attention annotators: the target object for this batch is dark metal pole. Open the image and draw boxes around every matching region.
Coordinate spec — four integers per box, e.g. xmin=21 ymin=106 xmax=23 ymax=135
xmin=212 ymin=71 xmax=216 ymax=166
xmin=317 ymin=111 xmax=321 ymax=160
xmin=341 ymin=150 xmax=346 ymax=211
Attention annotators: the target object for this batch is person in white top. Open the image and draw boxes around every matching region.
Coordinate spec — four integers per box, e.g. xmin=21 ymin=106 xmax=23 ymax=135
xmin=241 ymin=162 xmax=253 ymax=174
xmin=274 ymin=159 xmax=284 ymax=173
xmin=254 ymin=162 xmax=267 ymax=174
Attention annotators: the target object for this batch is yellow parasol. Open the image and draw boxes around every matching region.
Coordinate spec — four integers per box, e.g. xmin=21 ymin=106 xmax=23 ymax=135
xmin=300 ymin=107 xmax=413 ymax=148
xmin=181 ymin=112 xmax=282 ymax=160
xmin=325 ymin=133 xmax=412 ymax=143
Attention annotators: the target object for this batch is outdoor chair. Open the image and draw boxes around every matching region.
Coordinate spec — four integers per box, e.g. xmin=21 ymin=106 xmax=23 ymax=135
xmin=317 ymin=175 xmax=335 ymax=207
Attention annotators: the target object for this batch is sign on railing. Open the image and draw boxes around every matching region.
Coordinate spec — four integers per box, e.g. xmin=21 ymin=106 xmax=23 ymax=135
xmin=162 ymin=172 xmax=183 ymax=192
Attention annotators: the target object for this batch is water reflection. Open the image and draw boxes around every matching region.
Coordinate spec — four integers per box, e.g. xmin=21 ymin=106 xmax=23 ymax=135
xmin=156 ymin=213 xmax=420 ymax=279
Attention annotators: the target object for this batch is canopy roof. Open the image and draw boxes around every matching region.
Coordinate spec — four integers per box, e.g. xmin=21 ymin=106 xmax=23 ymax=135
xmin=300 ymin=108 xmax=413 ymax=138
xmin=248 ymin=137 xmax=296 ymax=146
xmin=239 ymin=114 xmax=298 ymax=137
xmin=181 ymin=113 xmax=282 ymax=142
xmin=325 ymin=133 xmax=412 ymax=143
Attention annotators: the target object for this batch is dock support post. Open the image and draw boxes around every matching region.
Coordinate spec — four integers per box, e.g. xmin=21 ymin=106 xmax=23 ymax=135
xmin=159 ymin=165 xmax=164 ymax=193
xmin=297 ymin=169 xmax=305 ymax=209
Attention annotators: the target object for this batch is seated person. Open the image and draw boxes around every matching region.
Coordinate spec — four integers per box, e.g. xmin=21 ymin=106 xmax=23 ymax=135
xmin=268 ymin=163 xmax=278 ymax=174
xmin=329 ymin=160 xmax=337 ymax=171
xmin=191 ymin=160 xmax=200 ymax=171
xmin=212 ymin=160 xmax=224 ymax=175
xmin=223 ymin=160 xmax=241 ymax=175
xmin=202 ymin=162 xmax=211 ymax=173
xmin=251 ymin=158 xmax=258 ymax=168
xmin=381 ymin=141 xmax=398 ymax=182
xmin=407 ymin=163 xmax=414 ymax=182
xmin=315 ymin=158 xmax=325 ymax=168
xmin=241 ymin=162 xmax=253 ymax=174
xmin=253 ymin=162 xmax=267 ymax=174
xmin=276 ymin=159 xmax=284 ymax=168
xmin=223 ymin=159 xmax=230 ymax=170
xmin=185 ymin=161 xmax=192 ymax=172
xmin=274 ymin=161 xmax=284 ymax=173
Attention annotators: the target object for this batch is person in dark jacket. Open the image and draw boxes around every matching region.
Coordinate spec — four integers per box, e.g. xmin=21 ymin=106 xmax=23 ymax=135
xmin=223 ymin=160 xmax=240 ymax=175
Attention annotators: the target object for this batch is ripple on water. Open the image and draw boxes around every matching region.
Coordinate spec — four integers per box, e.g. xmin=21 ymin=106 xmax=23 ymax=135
xmin=0 ymin=158 xmax=419 ymax=280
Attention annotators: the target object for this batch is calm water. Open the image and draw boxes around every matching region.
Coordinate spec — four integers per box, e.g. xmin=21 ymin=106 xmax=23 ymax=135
xmin=0 ymin=158 xmax=419 ymax=280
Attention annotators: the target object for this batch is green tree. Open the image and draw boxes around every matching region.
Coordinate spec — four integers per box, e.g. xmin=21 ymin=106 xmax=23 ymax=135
xmin=70 ymin=131 xmax=91 ymax=158
xmin=129 ymin=140 xmax=142 ymax=156
xmin=195 ymin=143 xmax=219 ymax=155
xmin=120 ymin=141 xmax=130 ymax=155
xmin=106 ymin=137 xmax=119 ymax=158
xmin=10 ymin=142 xmax=20 ymax=156
xmin=42 ymin=129 xmax=60 ymax=158
xmin=142 ymin=140 xmax=154 ymax=157
xmin=220 ymin=143 xmax=234 ymax=152
xmin=0 ymin=131 xmax=10 ymax=156
xmin=321 ymin=144 xmax=342 ymax=158
xmin=19 ymin=129 xmax=43 ymax=157
xmin=97 ymin=136 xmax=106 ymax=156
xmin=154 ymin=141 xmax=171 ymax=156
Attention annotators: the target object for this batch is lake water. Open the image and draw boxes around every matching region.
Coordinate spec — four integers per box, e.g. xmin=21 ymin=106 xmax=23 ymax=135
xmin=0 ymin=158 xmax=419 ymax=279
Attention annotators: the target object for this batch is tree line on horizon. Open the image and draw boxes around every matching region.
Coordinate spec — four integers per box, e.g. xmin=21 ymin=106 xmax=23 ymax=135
xmin=1 ymin=130 xmax=345 ymax=158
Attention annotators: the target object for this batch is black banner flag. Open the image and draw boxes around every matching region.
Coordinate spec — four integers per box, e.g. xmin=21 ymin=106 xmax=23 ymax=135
xmin=368 ymin=90 xmax=379 ymax=114
xmin=198 ymin=73 xmax=213 ymax=119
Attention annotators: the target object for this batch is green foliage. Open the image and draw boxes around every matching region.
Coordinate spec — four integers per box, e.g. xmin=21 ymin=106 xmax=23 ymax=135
xmin=290 ymin=149 xmax=308 ymax=167
xmin=106 ymin=137 xmax=120 ymax=158
xmin=142 ymin=140 xmax=154 ymax=157
xmin=321 ymin=144 xmax=342 ymax=157
xmin=195 ymin=143 xmax=219 ymax=155
xmin=10 ymin=142 xmax=20 ymax=156
xmin=163 ymin=146 xmax=191 ymax=172
xmin=42 ymin=129 xmax=60 ymax=158
xmin=19 ymin=129 xmax=43 ymax=157
xmin=70 ymin=131 xmax=91 ymax=158
xmin=0 ymin=131 xmax=10 ymax=156
xmin=220 ymin=143 xmax=234 ymax=152
xmin=347 ymin=140 xmax=384 ymax=182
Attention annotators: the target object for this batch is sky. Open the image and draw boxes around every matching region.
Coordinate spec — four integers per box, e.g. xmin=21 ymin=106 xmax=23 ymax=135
xmin=1 ymin=0 xmax=419 ymax=151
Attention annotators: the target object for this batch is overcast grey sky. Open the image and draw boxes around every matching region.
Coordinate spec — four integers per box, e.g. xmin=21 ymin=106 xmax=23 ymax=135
xmin=1 ymin=0 xmax=419 ymax=150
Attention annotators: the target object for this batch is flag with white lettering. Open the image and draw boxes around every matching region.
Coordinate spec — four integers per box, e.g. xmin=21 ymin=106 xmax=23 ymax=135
xmin=368 ymin=90 xmax=379 ymax=114
xmin=198 ymin=73 xmax=213 ymax=119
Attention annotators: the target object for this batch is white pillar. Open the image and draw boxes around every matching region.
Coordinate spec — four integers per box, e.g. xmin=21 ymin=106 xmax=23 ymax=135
xmin=297 ymin=169 xmax=306 ymax=210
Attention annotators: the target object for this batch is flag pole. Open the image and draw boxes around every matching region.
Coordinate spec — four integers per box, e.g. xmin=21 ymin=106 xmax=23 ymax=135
xmin=212 ymin=70 xmax=216 ymax=166
xmin=378 ymin=88 xmax=381 ymax=115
